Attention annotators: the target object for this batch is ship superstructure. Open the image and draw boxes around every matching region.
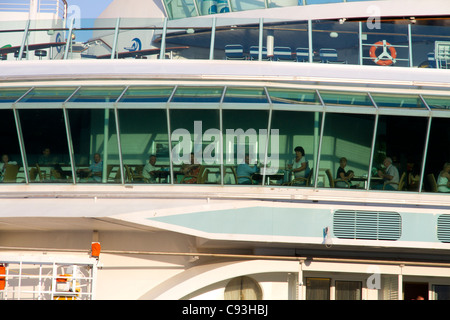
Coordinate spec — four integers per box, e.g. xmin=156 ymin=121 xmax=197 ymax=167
xmin=0 ymin=0 xmax=450 ymax=300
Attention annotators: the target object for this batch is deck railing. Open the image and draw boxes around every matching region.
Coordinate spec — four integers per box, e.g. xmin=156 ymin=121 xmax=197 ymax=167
xmin=0 ymin=0 xmax=67 ymax=19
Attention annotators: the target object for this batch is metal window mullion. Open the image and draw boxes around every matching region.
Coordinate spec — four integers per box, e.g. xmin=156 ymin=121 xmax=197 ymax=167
xmin=64 ymin=17 xmax=75 ymax=60
xmin=367 ymin=99 xmax=379 ymax=190
xmin=113 ymin=86 xmax=129 ymax=185
xmin=18 ymin=20 xmax=30 ymax=61
xmin=408 ymin=23 xmax=413 ymax=67
xmin=308 ymin=20 xmax=313 ymax=63
xmin=62 ymin=106 xmax=77 ymax=184
xmin=110 ymin=18 xmax=121 ymax=60
xmin=209 ymin=17 xmax=216 ymax=60
xmin=160 ymin=18 xmax=168 ymax=60
xmin=418 ymin=114 xmax=432 ymax=193
xmin=262 ymin=87 xmax=273 ymax=186
xmin=313 ymin=90 xmax=326 ymax=189
xmin=166 ymin=86 xmax=177 ymax=184
xmin=219 ymin=87 xmax=226 ymax=185
xmin=258 ymin=18 xmax=264 ymax=61
xmin=359 ymin=21 xmax=363 ymax=65
xmin=12 ymin=105 xmax=29 ymax=184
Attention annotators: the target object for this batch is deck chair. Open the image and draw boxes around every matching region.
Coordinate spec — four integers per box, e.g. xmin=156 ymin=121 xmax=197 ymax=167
xmin=326 ymin=169 xmax=350 ymax=188
xmin=273 ymin=47 xmax=293 ymax=61
xmin=249 ymin=46 xmax=269 ymax=60
xmin=296 ymin=47 xmax=310 ymax=62
xmin=383 ymin=172 xmax=406 ymax=190
xmin=181 ymin=165 xmax=205 ymax=184
xmin=225 ymin=44 xmax=245 ymax=60
xmin=320 ymin=48 xmax=346 ymax=64
xmin=3 ymin=164 xmax=19 ymax=182
xmin=231 ymin=166 xmax=254 ymax=185
xmin=435 ymin=41 xmax=450 ymax=69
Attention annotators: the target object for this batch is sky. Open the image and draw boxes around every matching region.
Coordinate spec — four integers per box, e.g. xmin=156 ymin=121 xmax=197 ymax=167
xmin=69 ymin=0 xmax=114 ymax=19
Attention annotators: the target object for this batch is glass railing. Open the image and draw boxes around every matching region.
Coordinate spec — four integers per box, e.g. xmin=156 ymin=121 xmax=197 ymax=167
xmin=162 ymin=0 xmax=377 ymax=20
xmin=1 ymin=17 xmax=449 ymax=70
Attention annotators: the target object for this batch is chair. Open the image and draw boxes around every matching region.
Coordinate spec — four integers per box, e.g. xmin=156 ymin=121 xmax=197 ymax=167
xmin=319 ymin=48 xmax=346 ymax=64
xmin=273 ymin=47 xmax=294 ymax=61
xmin=289 ymin=168 xmax=313 ymax=186
xmin=296 ymin=47 xmax=310 ymax=62
xmin=3 ymin=164 xmax=19 ymax=182
xmin=249 ymin=46 xmax=269 ymax=60
xmin=383 ymin=172 xmax=406 ymax=190
xmin=231 ymin=166 xmax=254 ymax=185
xmin=181 ymin=165 xmax=205 ymax=184
xmin=225 ymin=44 xmax=245 ymax=60
xmin=427 ymin=173 xmax=448 ymax=192
xmin=326 ymin=169 xmax=350 ymax=188
xmin=435 ymin=41 xmax=450 ymax=69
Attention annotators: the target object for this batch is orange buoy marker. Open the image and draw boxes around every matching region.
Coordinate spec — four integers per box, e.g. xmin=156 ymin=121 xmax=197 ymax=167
xmin=91 ymin=242 xmax=101 ymax=259
xmin=369 ymin=40 xmax=397 ymax=66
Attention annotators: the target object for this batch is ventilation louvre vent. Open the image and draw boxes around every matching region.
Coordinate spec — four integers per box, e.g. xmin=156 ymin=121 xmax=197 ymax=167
xmin=333 ymin=210 xmax=401 ymax=241
xmin=437 ymin=215 xmax=450 ymax=243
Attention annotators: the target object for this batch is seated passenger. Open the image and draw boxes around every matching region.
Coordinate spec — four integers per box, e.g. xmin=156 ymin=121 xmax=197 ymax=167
xmin=287 ymin=146 xmax=310 ymax=185
xmin=335 ymin=157 xmax=354 ymax=188
xmin=0 ymin=154 xmax=17 ymax=182
xmin=374 ymin=157 xmax=399 ymax=190
xmin=437 ymin=162 xmax=450 ymax=193
xmin=181 ymin=153 xmax=201 ymax=184
xmin=237 ymin=154 xmax=259 ymax=185
xmin=77 ymin=153 xmax=103 ymax=182
xmin=143 ymin=155 xmax=158 ymax=183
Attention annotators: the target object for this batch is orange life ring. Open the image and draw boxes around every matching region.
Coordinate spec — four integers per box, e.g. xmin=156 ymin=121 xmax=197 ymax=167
xmin=369 ymin=41 xmax=397 ymax=66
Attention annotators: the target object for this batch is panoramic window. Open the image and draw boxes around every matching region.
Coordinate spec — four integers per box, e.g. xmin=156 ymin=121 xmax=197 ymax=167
xmin=224 ymin=276 xmax=262 ymax=300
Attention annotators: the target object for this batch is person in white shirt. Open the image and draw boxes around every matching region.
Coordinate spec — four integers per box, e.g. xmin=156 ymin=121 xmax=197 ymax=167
xmin=376 ymin=157 xmax=399 ymax=190
xmin=143 ymin=155 xmax=158 ymax=183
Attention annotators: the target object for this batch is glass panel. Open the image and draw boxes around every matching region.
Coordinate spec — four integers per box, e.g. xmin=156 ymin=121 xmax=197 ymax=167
xmin=320 ymin=91 xmax=374 ymax=107
xmin=163 ymin=0 xmax=198 ymax=19
xmin=312 ymin=20 xmax=359 ymax=65
xmin=424 ymin=118 xmax=450 ymax=193
xmin=163 ymin=20 xmax=213 ymax=60
xmin=423 ymin=95 xmax=450 ymax=109
xmin=319 ymin=113 xmax=375 ymax=189
xmin=335 ymin=281 xmax=362 ymax=300
xmin=306 ymin=278 xmax=330 ymax=300
xmin=0 ymin=88 xmax=29 ymax=103
xmin=69 ymin=87 xmax=124 ymax=103
xmin=214 ymin=19 xmax=260 ymax=61
xmin=0 ymin=110 xmax=22 ymax=184
xmin=19 ymin=87 xmax=77 ymax=103
xmin=119 ymin=86 xmax=174 ymax=103
xmin=362 ymin=22 xmax=410 ymax=67
xmin=370 ymin=115 xmax=428 ymax=191
xmin=119 ymin=109 xmax=170 ymax=184
xmin=229 ymin=0 xmax=265 ymax=12
xmin=222 ymin=109 xmax=269 ymax=185
xmin=371 ymin=93 xmax=426 ymax=109
xmin=69 ymin=109 xmax=119 ymax=183
xmin=223 ymin=87 xmax=268 ymax=103
xmin=434 ymin=285 xmax=450 ymax=300
xmin=269 ymin=110 xmax=321 ymax=187
xmin=19 ymin=109 xmax=71 ymax=183
xmin=170 ymin=109 xmax=221 ymax=184
xmin=171 ymin=87 xmax=223 ymax=102
xmin=268 ymin=88 xmax=320 ymax=105
xmin=263 ymin=20 xmax=308 ymax=62
xmin=412 ymin=23 xmax=450 ymax=69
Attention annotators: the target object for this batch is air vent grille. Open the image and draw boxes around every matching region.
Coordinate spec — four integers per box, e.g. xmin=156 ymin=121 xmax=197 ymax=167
xmin=333 ymin=210 xmax=401 ymax=241
xmin=437 ymin=214 xmax=450 ymax=243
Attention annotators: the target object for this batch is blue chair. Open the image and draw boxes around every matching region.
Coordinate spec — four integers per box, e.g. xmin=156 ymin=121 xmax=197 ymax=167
xmin=225 ymin=44 xmax=245 ymax=60
xmin=319 ymin=48 xmax=346 ymax=64
xmin=273 ymin=46 xmax=293 ymax=61
xmin=249 ymin=46 xmax=268 ymax=60
xmin=296 ymin=47 xmax=310 ymax=62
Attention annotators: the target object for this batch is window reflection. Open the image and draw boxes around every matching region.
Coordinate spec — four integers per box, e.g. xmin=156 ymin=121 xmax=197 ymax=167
xmin=19 ymin=109 xmax=71 ymax=183
xmin=119 ymin=109 xmax=170 ymax=184
xmin=68 ymin=109 xmax=119 ymax=183
xmin=319 ymin=113 xmax=375 ymax=189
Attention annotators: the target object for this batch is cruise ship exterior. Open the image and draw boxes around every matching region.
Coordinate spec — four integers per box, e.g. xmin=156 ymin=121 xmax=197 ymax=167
xmin=0 ymin=0 xmax=450 ymax=301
